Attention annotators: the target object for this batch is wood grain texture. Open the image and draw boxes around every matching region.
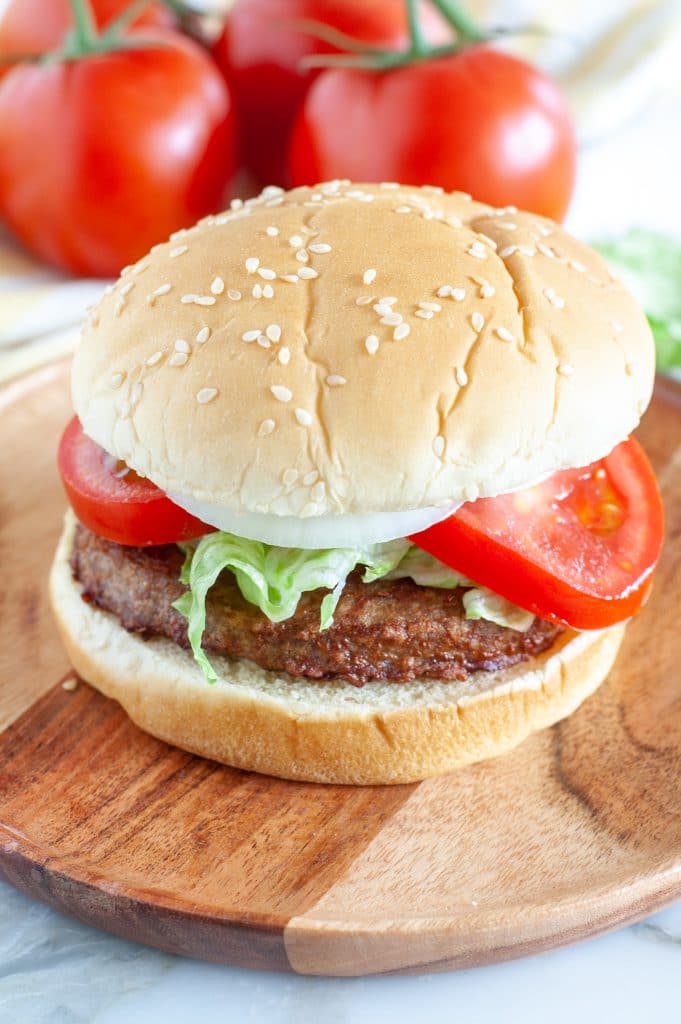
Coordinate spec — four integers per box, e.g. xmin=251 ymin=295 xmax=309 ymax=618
xmin=0 ymin=358 xmax=679 ymax=975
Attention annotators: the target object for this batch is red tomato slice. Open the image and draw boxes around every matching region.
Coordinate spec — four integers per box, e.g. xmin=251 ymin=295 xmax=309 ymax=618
xmin=409 ymin=438 xmax=663 ymax=630
xmin=58 ymin=417 xmax=212 ymax=546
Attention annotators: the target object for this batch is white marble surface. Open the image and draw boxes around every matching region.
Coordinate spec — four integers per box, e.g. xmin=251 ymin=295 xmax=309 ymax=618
xmin=1 ymin=28 xmax=680 ymax=1024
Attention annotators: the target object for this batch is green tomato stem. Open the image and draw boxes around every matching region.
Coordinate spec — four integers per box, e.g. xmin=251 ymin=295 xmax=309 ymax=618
xmin=99 ymin=0 xmax=151 ymax=43
xmin=405 ymin=0 xmax=428 ymax=57
xmin=428 ymin=0 xmax=487 ymax=44
xmin=67 ymin=0 xmax=99 ymax=50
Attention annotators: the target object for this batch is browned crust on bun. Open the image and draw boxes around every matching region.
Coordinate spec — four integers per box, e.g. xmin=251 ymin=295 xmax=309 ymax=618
xmin=51 ymin=514 xmax=624 ymax=785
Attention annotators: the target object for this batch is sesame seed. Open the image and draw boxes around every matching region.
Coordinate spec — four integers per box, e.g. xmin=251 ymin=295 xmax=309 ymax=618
xmin=281 ymin=275 xmax=299 ymax=284
xmin=132 ymin=260 xmax=150 ymax=276
xmin=211 ymin=276 xmax=225 ymax=295
xmin=380 ymin=312 xmax=403 ymax=326
xmin=146 ymin=350 xmax=163 ymax=367
xmin=227 ymin=289 xmax=241 ymax=301
xmin=519 ymin=245 xmax=536 ymax=257
xmin=478 ymin=233 xmax=498 ymax=250
xmin=252 ymin=284 xmax=263 ymax=298
xmin=289 ymin=235 xmax=304 ymax=248
xmin=455 ymin=366 xmax=469 ymax=386
xmin=471 ymin=312 xmax=485 ymax=333
xmin=300 ymin=502 xmax=318 ymax=518
xmin=295 ymin=408 xmax=313 ymax=426
xmin=311 ymin=481 xmax=326 ymax=502
xmin=468 ymin=242 xmax=487 ymax=259
xmin=278 ymin=347 xmax=291 ymax=365
xmin=258 ymin=418 xmax=276 ymax=436
xmin=196 ymin=326 xmax=210 ymax=344
xmin=356 ymin=295 xmax=374 ymax=306
xmin=62 ymin=677 xmax=78 ymax=692
xmin=175 ymin=338 xmax=190 ymax=353
xmin=266 ymin=226 xmax=279 ymax=237
xmin=363 ymin=268 xmax=377 ymax=286
xmin=258 ymin=267 xmax=276 ymax=280
xmin=170 ymin=245 xmax=188 ymax=258
xmin=283 ymin=468 xmax=298 ymax=486
xmin=271 ymin=384 xmax=292 ymax=403
xmin=543 ymin=287 xmax=565 ymax=309
xmin=379 ymin=297 xmax=398 ymax=306
xmin=119 ymin=281 xmax=134 ymax=297
xmin=496 ymin=326 xmax=515 ymax=342
xmin=365 ymin=334 xmax=379 ymax=355
xmin=558 ymin=363 xmax=574 ymax=377
xmin=110 ymin=372 xmax=125 ymax=389
xmin=423 ymin=184 xmax=444 ymax=195
xmin=297 ymin=267 xmax=318 ymax=280
xmin=537 ymin=242 xmax=555 ymax=259
xmin=245 ymin=257 xmax=260 ymax=273
xmin=197 ymin=387 xmax=218 ymax=404
xmin=231 ymin=197 xmax=244 ymax=210
xmin=395 ymin=205 xmax=412 ymax=214
xmin=497 ymin=222 xmax=517 ymax=230
xmin=266 ymin=324 xmax=282 ymax=342
xmin=419 ymin=302 xmax=441 ymax=312
xmin=257 ymin=335 xmax=271 ymax=349
xmin=416 ymin=310 xmax=434 ymax=320
xmin=120 ymin=401 xmax=131 ymax=418
xmin=242 ymin=329 xmax=261 ymax=342
xmin=446 ymin=216 xmax=463 ymax=228
xmin=309 ymin=243 xmax=332 ymax=254
xmin=169 ymin=352 xmax=188 ymax=367
xmin=295 ymin=249 xmax=309 ymax=263
xmin=131 ymin=382 xmax=143 ymax=405
xmin=394 ymin=323 xmax=411 ymax=341
xmin=327 ymin=374 xmax=347 ymax=386
xmin=263 ymin=284 xmax=275 ymax=298
xmin=569 ymin=259 xmax=587 ymax=272
xmin=303 ymin=470 xmax=319 ymax=486
xmin=380 ymin=182 xmax=400 ymax=189
xmin=499 ymin=245 xmax=517 ymax=258
xmin=479 ymin=281 xmax=495 ymax=298
xmin=433 ymin=435 xmax=445 ymax=457
xmin=153 ymin=283 xmax=172 ymax=296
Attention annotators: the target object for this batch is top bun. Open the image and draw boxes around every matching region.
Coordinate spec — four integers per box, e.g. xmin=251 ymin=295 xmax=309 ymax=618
xmin=73 ymin=182 xmax=654 ymax=521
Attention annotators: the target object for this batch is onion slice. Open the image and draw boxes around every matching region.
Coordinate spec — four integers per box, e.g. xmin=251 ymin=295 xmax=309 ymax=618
xmin=168 ymin=492 xmax=460 ymax=549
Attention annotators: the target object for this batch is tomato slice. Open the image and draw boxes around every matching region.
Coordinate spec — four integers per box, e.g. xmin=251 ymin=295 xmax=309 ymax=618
xmin=58 ymin=417 xmax=212 ymax=546
xmin=409 ymin=438 xmax=664 ymax=630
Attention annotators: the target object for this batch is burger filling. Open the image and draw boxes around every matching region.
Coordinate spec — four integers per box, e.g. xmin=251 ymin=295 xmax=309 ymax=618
xmin=71 ymin=524 xmax=562 ymax=687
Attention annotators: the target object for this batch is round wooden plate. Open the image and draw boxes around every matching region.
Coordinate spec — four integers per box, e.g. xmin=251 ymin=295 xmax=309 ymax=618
xmin=0 ymin=358 xmax=680 ymax=977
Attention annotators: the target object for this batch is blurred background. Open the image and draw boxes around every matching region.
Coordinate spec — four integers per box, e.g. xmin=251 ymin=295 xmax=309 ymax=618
xmin=0 ymin=0 xmax=679 ymax=380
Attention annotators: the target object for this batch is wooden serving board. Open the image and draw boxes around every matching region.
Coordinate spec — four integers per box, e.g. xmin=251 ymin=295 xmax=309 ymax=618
xmin=0 ymin=358 xmax=680 ymax=977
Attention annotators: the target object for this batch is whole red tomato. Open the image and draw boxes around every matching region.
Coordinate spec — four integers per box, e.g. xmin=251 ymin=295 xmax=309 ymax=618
xmin=214 ymin=0 xmax=449 ymax=186
xmin=0 ymin=0 xmax=173 ymax=58
xmin=289 ymin=46 xmax=577 ymax=221
xmin=0 ymin=31 xmax=236 ymax=278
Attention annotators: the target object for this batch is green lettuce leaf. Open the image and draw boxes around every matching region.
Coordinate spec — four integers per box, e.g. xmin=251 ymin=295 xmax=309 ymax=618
xmin=173 ymin=532 xmax=534 ymax=683
xmin=594 ymin=230 xmax=681 ymax=371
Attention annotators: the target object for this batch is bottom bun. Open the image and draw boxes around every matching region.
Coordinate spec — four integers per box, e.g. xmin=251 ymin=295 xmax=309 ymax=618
xmin=50 ymin=513 xmax=625 ymax=785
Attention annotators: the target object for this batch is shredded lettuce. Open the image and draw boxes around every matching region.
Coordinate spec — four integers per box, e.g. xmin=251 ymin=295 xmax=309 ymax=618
xmin=463 ymin=588 xmax=534 ymax=632
xmin=173 ymin=532 xmax=533 ymax=683
xmin=594 ymin=230 xmax=681 ymax=372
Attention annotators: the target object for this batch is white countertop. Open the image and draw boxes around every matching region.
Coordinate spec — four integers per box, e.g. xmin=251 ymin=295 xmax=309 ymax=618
xmin=1 ymin=42 xmax=680 ymax=1024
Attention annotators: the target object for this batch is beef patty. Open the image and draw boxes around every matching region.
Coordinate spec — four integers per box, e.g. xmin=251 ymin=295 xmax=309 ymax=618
xmin=70 ymin=525 xmax=563 ymax=686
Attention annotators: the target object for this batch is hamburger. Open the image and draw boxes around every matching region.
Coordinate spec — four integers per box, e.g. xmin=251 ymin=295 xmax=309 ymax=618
xmin=50 ymin=182 xmax=663 ymax=785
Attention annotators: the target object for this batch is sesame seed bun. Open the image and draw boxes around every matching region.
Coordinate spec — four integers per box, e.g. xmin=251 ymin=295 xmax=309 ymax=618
xmin=73 ymin=182 xmax=654 ymax=527
xmin=50 ymin=513 xmax=625 ymax=785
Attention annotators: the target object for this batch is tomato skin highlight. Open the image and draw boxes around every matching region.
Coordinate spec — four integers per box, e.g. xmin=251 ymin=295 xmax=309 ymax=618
xmin=288 ymin=47 xmax=576 ymax=221
xmin=58 ymin=417 xmax=212 ymax=547
xmin=0 ymin=31 xmax=236 ymax=277
xmin=410 ymin=439 xmax=664 ymax=630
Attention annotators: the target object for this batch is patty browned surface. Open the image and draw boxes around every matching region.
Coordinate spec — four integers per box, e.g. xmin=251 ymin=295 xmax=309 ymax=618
xmin=70 ymin=525 xmax=563 ymax=686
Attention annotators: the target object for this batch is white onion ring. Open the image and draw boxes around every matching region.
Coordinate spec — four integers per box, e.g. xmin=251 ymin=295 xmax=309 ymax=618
xmin=169 ymin=493 xmax=460 ymax=549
